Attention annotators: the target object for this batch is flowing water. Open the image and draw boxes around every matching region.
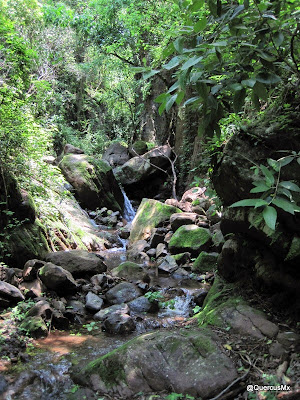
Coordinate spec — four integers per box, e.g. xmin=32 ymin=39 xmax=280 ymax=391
xmin=121 ymin=187 xmax=136 ymax=223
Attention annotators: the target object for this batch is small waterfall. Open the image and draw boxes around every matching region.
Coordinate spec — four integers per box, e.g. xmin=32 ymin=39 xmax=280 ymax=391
xmin=158 ymin=291 xmax=193 ymax=318
xmin=121 ymin=188 xmax=136 ymax=223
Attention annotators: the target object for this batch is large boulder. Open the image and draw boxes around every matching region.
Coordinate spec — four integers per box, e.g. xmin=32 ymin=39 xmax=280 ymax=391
xmin=111 ymin=262 xmax=150 ymax=283
xmin=45 ymin=250 xmax=107 ymax=278
xmin=59 ymin=153 xmax=123 ymax=211
xmin=102 ymin=142 xmax=130 ymax=167
xmin=38 ymin=262 xmax=78 ymax=294
xmin=114 ymin=145 xmax=172 ymax=186
xmin=0 ymin=281 xmax=25 ymax=306
xmin=169 ymin=225 xmax=212 ymax=256
xmin=77 ymin=328 xmax=238 ymax=399
xmin=129 ymin=199 xmax=181 ymax=243
xmin=105 ymin=282 xmax=142 ymax=305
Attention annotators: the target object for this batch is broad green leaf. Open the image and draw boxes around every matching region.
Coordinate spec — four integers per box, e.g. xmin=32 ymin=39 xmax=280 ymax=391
xmin=230 ymin=83 xmax=243 ymax=91
xmin=254 ymin=199 xmax=269 ymax=208
xmin=256 ymin=72 xmax=281 ymax=85
xmin=250 ymin=185 xmax=270 ymax=193
xmin=208 ymin=0 xmax=217 ymax=16
xmin=181 ymin=56 xmax=203 ymax=70
xmin=272 ymin=198 xmax=295 ymax=214
xmin=260 ymin=165 xmax=275 ymax=186
xmin=197 ymin=82 xmax=209 ymax=99
xmin=162 ymin=43 xmax=175 ymax=58
xmin=279 ymin=181 xmax=300 ymax=192
xmin=230 ymin=199 xmax=265 ymax=207
xmin=253 ymin=82 xmax=268 ymax=101
xmin=277 ymin=187 xmax=292 ymax=200
xmin=190 ymin=0 xmax=205 ymax=12
xmin=211 ymin=84 xmax=222 ymax=95
xmin=251 ymin=92 xmax=261 ymax=111
xmin=209 ymin=41 xmax=228 ymax=47
xmin=143 ymin=70 xmax=160 ymax=80
xmin=230 ymin=5 xmax=245 ymax=20
xmin=194 ymin=17 xmax=207 ymax=33
xmin=168 ymin=81 xmax=180 ymax=93
xmin=184 ymin=96 xmax=200 ymax=106
xmin=242 ymin=79 xmax=256 ymax=88
xmin=155 ymin=93 xmax=169 ymax=103
xmin=174 ymin=37 xmax=184 ymax=53
xmin=165 ymin=94 xmax=177 ymax=112
xmin=277 ymin=156 xmax=294 ymax=167
xmin=158 ymin=102 xmax=167 ymax=115
xmin=176 ymin=91 xmax=185 ymax=105
xmin=253 ymin=179 xmax=268 ymax=187
xmin=233 ymin=89 xmax=246 ymax=113
xmin=274 ymin=32 xmax=284 ymax=47
xmin=163 ymin=56 xmax=181 ymax=70
xmin=257 ymin=50 xmax=276 ymax=62
xmin=267 ymin=158 xmax=280 ymax=172
xmin=263 ymin=206 xmax=277 ymax=230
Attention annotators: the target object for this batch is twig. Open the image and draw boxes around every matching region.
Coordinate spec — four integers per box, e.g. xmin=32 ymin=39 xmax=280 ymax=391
xmin=208 ymin=369 xmax=250 ymax=400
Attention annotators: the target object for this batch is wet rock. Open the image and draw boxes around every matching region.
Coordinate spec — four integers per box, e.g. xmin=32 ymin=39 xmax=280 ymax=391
xmin=119 ymin=225 xmax=131 ymax=239
xmin=80 ymin=328 xmax=238 ymax=399
xmin=90 ymin=273 xmax=107 ymax=287
xmin=149 ymin=229 xmax=165 ymax=248
xmin=128 ymin=296 xmax=157 ymax=313
xmin=52 ymin=299 xmax=66 ymax=313
xmin=19 ymin=279 xmax=46 ymax=298
xmin=94 ymin=303 xmax=129 ymax=321
xmin=66 ymin=300 xmax=86 ymax=315
xmin=59 ymin=153 xmax=124 ymax=211
xmin=0 ymin=374 xmax=8 ymax=395
xmin=22 ymin=259 xmax=45 ymax=281
xmin=102 ymin=142 xmax=130 ymax=167
xmin=192 ymin=251 xmax=218 ymax=273
xmin=102 ymin=312 xmax=136 ymax=334
xmin=52 ymin=310 xmax=70 ymax=330
xmin=38 ymin=263 xmax=78 ymax=295
xmin=85 ymin=292 xmax=104 ymax=313
xmin=106 ymin=282 xmax=142 ymax=305
xmin=192 ymin=288 xmax=209 ymax=307
xmin=172 ymin=267 xmax=189 ymax=278
xmin=172 ymin=252 xmax=191 ymax=265
xmin=45 ymin=250 xmax=107 ymax=278
xmin=0 ymin=281 xmax=25 ymax=304
xmin=157 ymin=255 xmax=178 ymax=274
xmin=146 ymin=248 xmax=156 ymax=258
xmin=111 ymin=262 xmax=150 ymax=283
xmin=129 ymin=198 xmax=181 ymax=243
xmin=19 ymin=316 xmax=48 ymax=338
xmin=169 ymin=225 xmax=212 ymax=256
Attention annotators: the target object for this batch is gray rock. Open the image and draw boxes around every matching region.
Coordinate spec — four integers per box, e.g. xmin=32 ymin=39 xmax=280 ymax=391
xmin=0 ymin=281 xmax=25 ymax=303
xmin=170 ymin=212 xmax=199 ymax=231
xmin=38 ymin=263 xmax=78 ymax=294
xmin=156 ymin=243 xmax=167 ymax=258
xmin=102 ymin=142 xmax=130 ymax=167
xmin=79 ymin=328 xmax=238 ymax=399
xmin=157 ymin=255 xmax=178 ymax=274
xmin=128 ymin=296 xmax=155 ymax=313
xmin=111 ymin=262 xmax=150 ymax=283
xmin=85 ymin=292 xmax=104 ymax=313
xmin=26 ymin=300 xmax=53 ymax=320
xmin=94 ymin=303 xmax=129 ymax=321
xmin=19 ymin=279 xmax=46 ymax=298
xmin=102 ymin=312 xmax=136 ymax=334
xmin=45 ymin=250 xmax=107 ymax=278
xmin=22 ymin=259 xmax=45 ymax=281
xmin=106 ymin=282 xmax=142 ymax=305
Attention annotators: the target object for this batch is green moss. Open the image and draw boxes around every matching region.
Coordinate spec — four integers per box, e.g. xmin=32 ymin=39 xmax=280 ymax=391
xmin=129 ymin=199 xmax=181 ymax=243
xmin=192 ymin=251 xmax=218 ymax=273
xmin=132 ymin=140 xmax=148 ymax=155
xmin=197 ymin=275 xmax=243 ymax=327
xmin=169 ymin=225 xmax=211 ymax=255
xmin=285 ymin=235 xmax=300 ymax=262
xmin=19 ymin=316 xmax=48 ymax=337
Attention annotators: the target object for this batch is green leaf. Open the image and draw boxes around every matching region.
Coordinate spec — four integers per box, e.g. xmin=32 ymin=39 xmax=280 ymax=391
xmin=256 ymin=72 xmax=281 ymax=85
xmin=242 ymin=78 xmax=256 ymax=88
xmin=267 ymin=158 xmax=280 ymax=172
xmin=277 ymin=156 xmax=294 ymax=167
xmin=174 ymin=37 xmax=184 ymax=53
xmin=277 ymin=187 xmax=292 ymax=200
xmin=176 ymin=91 xmax=185 ymax=105
xmin=254 ymin=199 xmax=269 ymax=208
xmin=168 ymin=81 xmax=180 ymax=93
xmin=184 ymin=96 xmax=200 ymax=106
xmin=274 ymin=32 xmax=284 ymax=47
xmin=250 ymin=185 xmax=271 ymax=193
xmin=279 ymin=181 xmax=300 ymax=192
xmin=260 ymin=165 xmax=275 ymax=186
xmin=143 ymin=69 xmax=160 ymax=80
xmin=209 ymin=41 xmax=228 ymax=47
xmin=263 ymin=206 xmax=277 ymax=230
xmin=158 ymin=102 xmax=167 ymax=115
xmin=197 ymin=82 xmax=209 ymax=99
xmin=253 ymin=82 xmax=268 ymax=101
xmin=181 ymin=56 xmax=203 ymax=70
xmin=163 ymin=56 xmax=181 ymax=70
xmin=155 ymin=93 xmax=169 ymax=103
xmin=165 ymin=94 xmax=177 ymax=112
xmin=272 ymin=198 xmax=295 ymax=214
xmin=162 ymin=43 xmax=175 ymax=58
xmin=230 ymin=199 xmax=265 ymax=207
xmin=190 ymin=0 xmax=205 ymax=12
xmin=233 ymin=89 xmax=246 ymax=113
xmin=194 ymin=17 xmax=207 ymax=33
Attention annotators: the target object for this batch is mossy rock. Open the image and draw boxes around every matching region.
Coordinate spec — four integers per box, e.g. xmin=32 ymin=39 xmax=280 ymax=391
xmin=77 ymin=328 xmax=238 ymax=399
xmin=129 ymin=199 xmax=181 ymax=243
xmin=19 ymin=316 xmax=48 ymax=338
xmin=192 ymin=251 xmax=218 ymax=273
xmin=130 ymin=140 xmax=148 ymax=155
xmin=169 ymin=224 xmax=212 ymax=256
xmin=111 ymin=261 xmax=149 ymax=282
xmin=59 ymin=154 xmax=123 ymax=211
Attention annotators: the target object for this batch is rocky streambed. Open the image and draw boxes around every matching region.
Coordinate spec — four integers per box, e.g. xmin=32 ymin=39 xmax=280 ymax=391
xmin=0 ymin=186 xmax=299 ymax=400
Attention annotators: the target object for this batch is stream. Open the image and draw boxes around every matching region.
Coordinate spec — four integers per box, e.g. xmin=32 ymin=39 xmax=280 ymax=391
xmin=2 ymin=191 xmax=211 ymax=400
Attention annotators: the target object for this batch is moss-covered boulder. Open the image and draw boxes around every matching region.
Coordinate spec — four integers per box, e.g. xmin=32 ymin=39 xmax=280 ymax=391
xmin=129 ymin=140 xmax=148 ymax=156
xmin=111 ymin=261 xmax=149 ymax=283
xmin=59 ymin=154 xmax=123 ymax=211
xmin=19 ymin=316 xmax=48 ymax=338
xmin=75 ymin=328 xmax=238 ymax=399
xmin=192 ymin=251 xmax=218 ymax=273
xmin=169 ymin=224 xmax=212 ymax=256
xmin=129 ymin=199 xmax=181 ymax=243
